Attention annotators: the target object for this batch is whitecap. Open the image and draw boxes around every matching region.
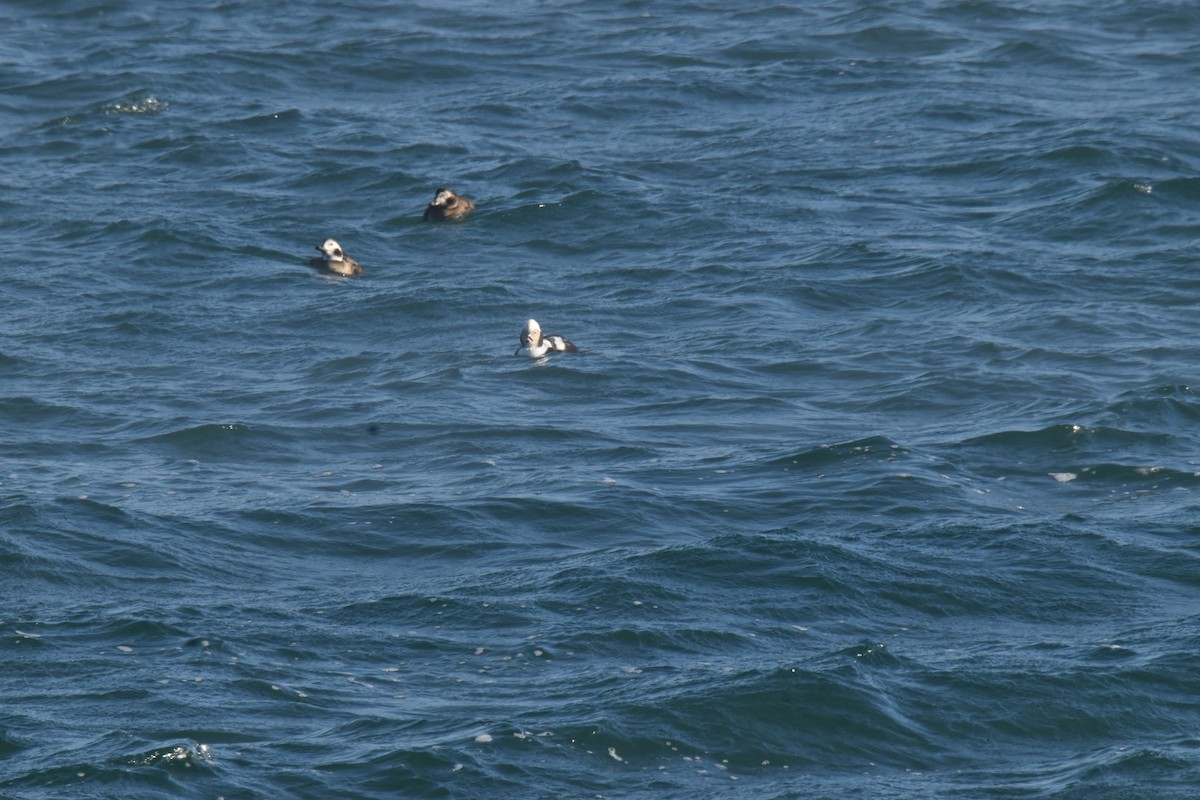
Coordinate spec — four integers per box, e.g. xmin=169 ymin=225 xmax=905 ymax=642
xmin=105 ymin=96 xmax=169 ymax=115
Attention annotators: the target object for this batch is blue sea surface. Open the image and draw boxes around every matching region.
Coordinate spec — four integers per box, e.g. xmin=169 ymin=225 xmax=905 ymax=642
xmin=3 ymin=1 xmax=1200 ymax=798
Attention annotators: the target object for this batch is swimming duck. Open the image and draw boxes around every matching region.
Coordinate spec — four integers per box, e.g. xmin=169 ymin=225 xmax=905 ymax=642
xmin=310 ymin=238 xmax=362 ymax=277
xmin=422 ymin=187 xmax=476 ymax=221
xmin=515 ymin=318 xmax=579 ymax=357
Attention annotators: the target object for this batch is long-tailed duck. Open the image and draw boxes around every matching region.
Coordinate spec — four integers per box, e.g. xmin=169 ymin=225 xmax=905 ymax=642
xmin=422 ymin=187 xmax=475 ymax=221
xmin=515 ymin=318 xmax=580 ymax=357
xmin=310 ymin=238 xmax=362 ymax=277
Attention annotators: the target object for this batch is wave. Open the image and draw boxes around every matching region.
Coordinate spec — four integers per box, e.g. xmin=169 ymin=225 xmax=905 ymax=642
xmin=951 ymin=423 xmax=1199 ymax=485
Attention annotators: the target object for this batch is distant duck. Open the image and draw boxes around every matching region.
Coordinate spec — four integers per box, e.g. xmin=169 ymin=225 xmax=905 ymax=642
xmin=516 ymin=318 xmax=580 ymax=357
xmin=310 ymin=238 xmax=362 ymax=276
xmin=422 ymin=187 xmax=475 ymax=221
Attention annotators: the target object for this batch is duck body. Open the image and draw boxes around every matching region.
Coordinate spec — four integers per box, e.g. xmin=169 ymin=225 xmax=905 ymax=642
xmin=423 ymin=187 xmax=475 ymax=221
xmin=310 ymin=238 xmax=362 ymax=276
xmin=515 ymin=318 xmax=579 ymax=357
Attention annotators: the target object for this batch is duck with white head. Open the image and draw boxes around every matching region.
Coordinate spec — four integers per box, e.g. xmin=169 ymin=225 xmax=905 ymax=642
xmin=516 ymin=319 xmax=580 ymax=357
xmin=310 ymin=238 xmax=362 ymax=276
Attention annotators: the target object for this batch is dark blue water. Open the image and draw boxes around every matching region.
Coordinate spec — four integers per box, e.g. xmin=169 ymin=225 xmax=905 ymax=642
xmin=3 ymin=1 xmax=1200 ymax=797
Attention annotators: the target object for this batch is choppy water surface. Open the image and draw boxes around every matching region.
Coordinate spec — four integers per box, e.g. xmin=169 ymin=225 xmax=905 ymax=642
xmin=3 ymin=1 xmax=1200 ymax=798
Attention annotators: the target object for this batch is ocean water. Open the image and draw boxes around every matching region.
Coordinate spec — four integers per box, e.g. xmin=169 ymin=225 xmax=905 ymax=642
xmin=3 ymin=0 xmax=1200 ymax=797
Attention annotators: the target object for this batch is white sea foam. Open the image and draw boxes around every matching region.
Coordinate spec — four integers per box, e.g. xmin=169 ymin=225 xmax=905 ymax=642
xmin=105 ymin=96 xmax=169 ymax=115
